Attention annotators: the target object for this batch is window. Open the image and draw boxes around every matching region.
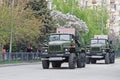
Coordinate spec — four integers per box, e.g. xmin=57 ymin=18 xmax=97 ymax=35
xmin=98 ymin=40 xmax=106 ymax=44
xmin=60 ymin=35 xmax=70 ymax=41
xmin=91 ymin=39 xmax=106 ymax=44
xmin=50 ymin=35 xmax=59 ymax=41
xmin=50 ymin=34 xmax=71 ymax=41
xmin=91 ymin=40 xmax=98 ymax=44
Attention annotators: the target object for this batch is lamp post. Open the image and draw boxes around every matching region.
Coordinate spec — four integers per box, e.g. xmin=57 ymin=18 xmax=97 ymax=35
xmin=110 ymin=0 xmax=115 ymax=4
xmin=72 ymin=0 xmax=74 ymax=14
xmin=9 ymin=0 xmax=14 ymax=53
xmin=92 ymin=0 xmax=97 ymax=12
xmin=92 ymin=0 xmax=97 ymax=4
xmin=46 ymin=0 xmax=52 ymax=10
xmin=101 ymin=0 xmax=104 ymax=34
xmin=85 ymin=0 xmax=88 ymax=9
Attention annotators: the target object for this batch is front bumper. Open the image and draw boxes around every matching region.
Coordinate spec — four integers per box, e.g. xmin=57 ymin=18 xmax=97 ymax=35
xmin=41 ymin=53 xmax=70 ymax=57
xmin=41 ymin=52 xmax=70 ymax=61
xmin=86 ymin=52 xmax=106 ymax=59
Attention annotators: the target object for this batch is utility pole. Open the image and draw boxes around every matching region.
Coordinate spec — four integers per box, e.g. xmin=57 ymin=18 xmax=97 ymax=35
xmin=72 ymin=0 xmax=74 ymax=14
xmin=46 ymin=0 xmax=52 ymax=10
xmin=9 ymin=0 xmax=14 ymax=53
xmin=101 ymin=0 xmax=104 ymax=34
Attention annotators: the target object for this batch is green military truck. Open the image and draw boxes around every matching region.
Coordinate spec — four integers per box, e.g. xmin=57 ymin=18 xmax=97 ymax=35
xmin=41 ymin=28 xmax=86 ymax=69
xmin=86 ymin=35 xmax=115 ymax=64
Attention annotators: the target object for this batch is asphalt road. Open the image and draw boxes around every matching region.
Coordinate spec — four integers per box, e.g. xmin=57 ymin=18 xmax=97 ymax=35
xmin=0 ymin=59 xmax=120 ymax=80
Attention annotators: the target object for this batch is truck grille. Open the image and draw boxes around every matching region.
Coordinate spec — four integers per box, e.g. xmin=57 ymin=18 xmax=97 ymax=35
xmin=49 ymin=45 xmax=61 ymax=52
xmin=91 ymin=47 xmax=100 ymax=52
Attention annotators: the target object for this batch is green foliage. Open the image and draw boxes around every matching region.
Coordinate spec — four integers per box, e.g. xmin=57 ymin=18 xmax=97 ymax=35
xmin=25 ymin=0 xmax=56 ymax=45
xmin=0 ymin=4 xmax=42 ymax=52
xmin=52 ymin=0 xmax=108 ymax=43
xmin=26 ymin=0 xmax=55 ymax=34
xmin=0 ymin=0 xmax=56 ymax=52
xmin=0 ymin=0 xmax=109 ymax=52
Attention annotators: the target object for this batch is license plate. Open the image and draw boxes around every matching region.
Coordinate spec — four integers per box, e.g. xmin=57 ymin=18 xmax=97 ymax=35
xmin=96 ymin=53 xmax=103 ymax=55
xmin=49 ymin=57 xmax=65 ymax=61
xmin=91 ymin=56 xmax=103 ymax=58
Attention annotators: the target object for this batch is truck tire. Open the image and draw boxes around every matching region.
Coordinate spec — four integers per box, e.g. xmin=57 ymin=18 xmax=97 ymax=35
xmin=42 ymin=60 xmax=49 ymax=69
xmin=82 ymin=53 xmax=86 ymax=67
xmin=91 ymin=59 xmax=96 ymax=64
xmin=110 ymin=53 xmax=115 ymax=63
xmin=69 ymin=53 xmax=77 ymax=69
xmin=77 ymin=53 xmax=86 ymax=68
xmin=86 ymin=57 xmax=90 ymax=64
xmin=105 ymin=53 xmax=110 ymax=64
xmin=52 ymin=61 xmax=61 ymax=68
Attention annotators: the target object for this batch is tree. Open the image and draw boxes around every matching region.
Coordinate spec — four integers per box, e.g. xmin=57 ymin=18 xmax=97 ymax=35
xmin=25 ymin=0 xmax=56 ymax=43
xmin=51 ymin=10 xmax=89 ymax=33
xmin=0 ymin=3 xmax=42 ymax=52
xmin=1 ymin=0 xmax=30 ymax=7
xmin=52 ymin=0 xmax=108 ymax=42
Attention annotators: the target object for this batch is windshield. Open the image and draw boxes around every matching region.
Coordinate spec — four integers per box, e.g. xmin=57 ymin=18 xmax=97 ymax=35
xmin=91 ymin=39 xmax=106 ymax=44
xmin=50 ymin=34 xmax=71 ymax=41
xmin=98 ymin=40 xmax=106 ymax=44
xmin=91 ymin=40 xmax=97 ymax=44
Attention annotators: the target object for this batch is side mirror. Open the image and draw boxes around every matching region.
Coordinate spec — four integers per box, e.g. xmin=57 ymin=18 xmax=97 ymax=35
xmin=110 ymin=41 xmax=112 ymax=44
xmin=87 ymin=43 xmax=89 ymax=45
xmin=86 ymin=45 xmax=90 ymax=48
xmin=75 ymin=36 xmax=79 ymax=40
xmin=44 ymin=40 xmax=47 ymax=42
xmin=43 ymin=40 xmax=48 ymax=47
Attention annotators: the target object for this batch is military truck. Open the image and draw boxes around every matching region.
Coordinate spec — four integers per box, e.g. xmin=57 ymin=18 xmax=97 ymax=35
xmin=41 ymin=28 xmax=86 ymax=69
xmin=86 ymin=35 xmax=115 ymax=64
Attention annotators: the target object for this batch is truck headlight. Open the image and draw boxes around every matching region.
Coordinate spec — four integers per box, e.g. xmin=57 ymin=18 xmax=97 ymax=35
xmin=102 ymin=50 xmax=106 ymax=53
xmin=86 ymin=49 xmax=90 ymax=54
xmin=45 ymin=49 xmax=48 ymax=52
xmin=42 ymin=49 xmax=48 ymax=54
xmin=65 ymin=49 xmax=68 ymax=52
xmin=65 ymin=49 xmax=70 ymax=54
xmin=87 ymin=50 xmax=90 ymax=52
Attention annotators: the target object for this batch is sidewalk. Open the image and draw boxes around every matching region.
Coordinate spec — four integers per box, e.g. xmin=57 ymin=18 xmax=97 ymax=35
xmin=0 ymin=62 xmax=41 ymax=67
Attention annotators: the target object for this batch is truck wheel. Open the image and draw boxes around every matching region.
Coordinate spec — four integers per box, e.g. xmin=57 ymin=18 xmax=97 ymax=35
xmin=110 ymin=53 xmax=115 ymax=63
xmin=86 ymin=57 xmax=90 ymax=64
xmin=82 ymin=53 xmax=86 ymax=67
xmin=69 ymin=53 xmax=77 ymax=69
xmin=105 ymin=53 xmax=110 ymax=64
xmin=77 ymin=53 xmax=86 ymax=68
xmin=52 ymin=61 xmax=61 ymax=68
xmin=42 ymin=60 xmax=49 ymax=69
xmin=91 ymin=59 xmax=96 ymax=64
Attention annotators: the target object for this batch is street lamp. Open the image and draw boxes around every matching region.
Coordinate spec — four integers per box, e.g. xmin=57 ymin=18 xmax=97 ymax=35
xmin=9 ymin=0 xmax=14 ymax=53
xmin=92 ymin=0 xmax=97 ymax=11
xmin=110 ymin=0 xmax=115 ymax=4
xmin=46 ymin=0 xmax=52 ymax=10
xmin=80 ymin=0 xmax=88 ymax=10
xmin=101 ymin=0 xmax=105 ymax=34
xmin=83 ymin=0 xmax=88 ymax=9
xmin=92 ymin=0 xmax=97 ymax=4
xmin=72 ymin=0 xmax=74 ymax=14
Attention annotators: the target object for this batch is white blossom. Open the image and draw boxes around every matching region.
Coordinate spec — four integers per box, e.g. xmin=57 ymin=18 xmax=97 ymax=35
xmin=51 ymin=10 xmax=89 ymax=33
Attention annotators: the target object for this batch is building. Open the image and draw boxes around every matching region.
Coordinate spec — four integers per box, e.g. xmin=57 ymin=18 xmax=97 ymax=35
xmin=79 ymin=0 xmax=120 ymax=36
xmin=108 ymin=0 xmax=120 ymax=36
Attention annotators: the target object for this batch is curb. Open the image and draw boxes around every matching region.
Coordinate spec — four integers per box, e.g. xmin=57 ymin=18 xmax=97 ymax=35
xmin=0 ymin=62 xmax=41 ymax=67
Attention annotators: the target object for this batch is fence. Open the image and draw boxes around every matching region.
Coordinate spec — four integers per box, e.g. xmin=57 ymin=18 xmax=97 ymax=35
xmin=0 ymin=51 xmax=120 ymax=64
xmin=115 ymin=51 xmax=120 ymax=58
xmin=0 ymin=52 xmax=41 ymax=64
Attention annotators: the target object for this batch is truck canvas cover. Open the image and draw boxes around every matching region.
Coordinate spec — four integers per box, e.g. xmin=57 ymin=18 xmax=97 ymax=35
xmin=94 ymin=35 xmax=108 ymax=39
xmin=56 ymin=28 xmax=75 ymax=35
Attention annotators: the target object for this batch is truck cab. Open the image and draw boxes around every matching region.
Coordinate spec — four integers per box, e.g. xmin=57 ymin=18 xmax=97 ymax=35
xmin=41 ymin=28 xmax=86 ymax=69
xmin=86 ymin=37 xmax=115 ymax=64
